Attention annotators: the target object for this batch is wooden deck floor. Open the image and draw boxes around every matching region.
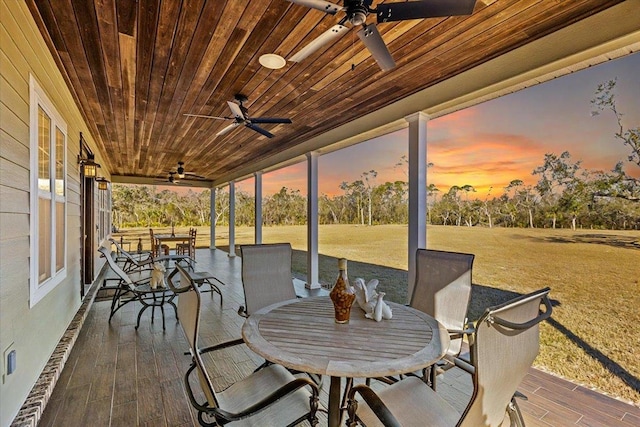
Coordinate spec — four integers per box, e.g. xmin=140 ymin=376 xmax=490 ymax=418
xmin=39 ymin=248 xmax=640 ymax=426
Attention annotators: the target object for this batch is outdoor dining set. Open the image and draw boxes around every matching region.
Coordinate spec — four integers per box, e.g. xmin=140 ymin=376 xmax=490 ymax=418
xmin=99 ymin=239 xmax=551 ymax=426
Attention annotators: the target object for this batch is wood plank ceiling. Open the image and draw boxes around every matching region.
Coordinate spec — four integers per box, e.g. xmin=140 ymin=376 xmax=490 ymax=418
xmin=26 ymin=0 xmax=623 ymax=185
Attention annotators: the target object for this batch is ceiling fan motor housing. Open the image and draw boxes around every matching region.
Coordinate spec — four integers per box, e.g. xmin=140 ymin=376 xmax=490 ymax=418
xmin=347 ymin=1 xmax=370 ymax=26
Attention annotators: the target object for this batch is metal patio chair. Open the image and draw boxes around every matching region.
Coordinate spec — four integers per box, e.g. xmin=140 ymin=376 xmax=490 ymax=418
xmin=168 ymin=264 xmax=319 ymax=426
xmin=237 ymin=243 xmax=298 ymax=317
xmin=98 ymin=246 xmax=178 ymax=330
xmin=410 ymin=249 xmax=475 ymax=389
xmin=237 ymin=243 xmax=322 ymax=385
xmin=108 ymin=238 xmax=155 ymax=272
xmin=346 ymin=287 xmax=552 ymax=427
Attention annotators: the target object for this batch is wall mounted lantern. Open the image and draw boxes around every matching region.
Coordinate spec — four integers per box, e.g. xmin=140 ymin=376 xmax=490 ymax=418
xmin=96 ymin=177 xmax=109 ymax=190
xmin=77 ymin=132 xmax=100 ymax=178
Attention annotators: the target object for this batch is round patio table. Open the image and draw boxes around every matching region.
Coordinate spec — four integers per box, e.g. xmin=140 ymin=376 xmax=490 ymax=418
xmin=242 ymin=296 xmax=450 ymax=427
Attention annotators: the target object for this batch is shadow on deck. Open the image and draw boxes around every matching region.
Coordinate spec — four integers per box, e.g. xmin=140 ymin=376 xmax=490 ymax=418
xmin=36 ymin=248 xmax=639 ymax=426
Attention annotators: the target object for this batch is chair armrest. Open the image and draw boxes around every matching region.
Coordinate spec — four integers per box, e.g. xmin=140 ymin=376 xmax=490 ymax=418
xmin=213 ymin=377 xmax=319 ymax=422
xmin=447 ymin=327 xmax=475 ymax=340
xmin=199 ymin=338 xmax=246 ymax=354
xmin=347 ymin=384 xmax=402 ymax=427
xmin=237 ymin=305 xmax=249 ymax=318
xmin=183 ymin=363 xmax=318 ymax=423
xmin=166 ymin=267 xmax=191 ymax=293
xmin=453 ymin=356 xmax=475 ymax=375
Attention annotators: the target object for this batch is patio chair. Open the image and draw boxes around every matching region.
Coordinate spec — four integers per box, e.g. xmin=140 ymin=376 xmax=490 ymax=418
xmin=149 ymin=228 xmax=170 ymax=257
xmin=346 ymin=287 xmax=552 ymax=427
xmin=168 ymin=264 xmax=320 ymax=426
xmin=98 ymin=246 xmax=178 ymax=330
xmin=237 ymin=243 xmax=297 ymax=317
xmin=177 ymin=227 xmax=197 ymax=258
xmin=109 ymin=238 xmax=155 ymax=272
xmin=410 ymin=249 xmax=475 ymax=389
xmin=238 ymin=243 xmax=322 ymax=385
xmin=189 ymin=270 xmax=226 ymax=306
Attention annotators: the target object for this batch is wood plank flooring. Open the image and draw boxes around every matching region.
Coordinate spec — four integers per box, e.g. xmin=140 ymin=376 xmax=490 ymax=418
xmin=39 ymin=248 xmax=639 ymax=426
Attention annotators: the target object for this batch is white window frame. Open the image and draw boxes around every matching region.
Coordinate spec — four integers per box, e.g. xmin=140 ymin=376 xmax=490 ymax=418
xmin=29 ymin=75 xmax=67 ymax=307
xmin=98 ymin=185 xmax=111 ymax=242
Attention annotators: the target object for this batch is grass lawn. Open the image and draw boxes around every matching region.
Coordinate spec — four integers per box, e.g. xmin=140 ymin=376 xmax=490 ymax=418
xmin=115 ymin=224 xmax=640 ymax=405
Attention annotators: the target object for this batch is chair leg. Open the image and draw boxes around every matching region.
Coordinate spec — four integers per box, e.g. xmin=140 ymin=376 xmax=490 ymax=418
xmin=346 ymin=395 xmax=359 ymax=427
xmin=429 ymin=365 xmax=437 ymax=390
xmin=135 ymin=304 xmax=150 ymax=330
xmin=341 ymin=377 xmax=354 ymax=416
xmin=507 ymin=395 xmax=526 ymax=427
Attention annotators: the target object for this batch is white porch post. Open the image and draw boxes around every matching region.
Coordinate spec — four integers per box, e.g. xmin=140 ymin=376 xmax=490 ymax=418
xmin=210 ymin=187 xmax=216 ymax=249
xmin=306 ymin=152 xmax=320 ymax=289
xmin=254 ymin=172 xmax=263 ymax=244
xmin=228 ymin=181 xmax=236 ymax=257
xmin=406 ymin=112 xmax=428 ymax=300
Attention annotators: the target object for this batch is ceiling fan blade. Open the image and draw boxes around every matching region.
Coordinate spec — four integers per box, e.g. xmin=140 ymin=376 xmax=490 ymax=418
xmin=226 ymin=101 xmax=245 ymax=119
xmin=250 ymin=117 xmax=292 ymax=124
xmin=289 ymin=24 xmax=349 ymax=63
xmin=357 ymin=24 xmax=396 ymax=72
xmin=245 ymin=123 xmax=274 ymax=138
xmin=184 ymin=172 xmax=206 ymax=179
xmin=376 ymin=0 xmax=476 ymax=23
xmin=183 ymin=113 xmax=228 ymax=120
xmin=216 ymin=122 xmax=240 ymax=136
xmin=287 ymin=0 xmax=343 ymax=15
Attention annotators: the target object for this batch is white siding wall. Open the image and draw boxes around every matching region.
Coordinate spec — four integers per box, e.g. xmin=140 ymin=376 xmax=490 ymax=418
xmin=0 ymin=1 xmax=107 ymax=424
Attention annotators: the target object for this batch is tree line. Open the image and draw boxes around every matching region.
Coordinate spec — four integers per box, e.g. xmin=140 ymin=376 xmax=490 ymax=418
xmin=112 ymin=146 xmax=639 ymax=231
xmin=112 ymin=80 xmax=639 ymax=231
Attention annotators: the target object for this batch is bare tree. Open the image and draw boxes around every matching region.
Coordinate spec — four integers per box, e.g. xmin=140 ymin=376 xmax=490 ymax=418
xmin=591 ymin=79 xmax=640 ymax=202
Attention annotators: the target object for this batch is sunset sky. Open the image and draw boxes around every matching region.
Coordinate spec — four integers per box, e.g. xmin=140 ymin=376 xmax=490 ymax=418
xmin=235 ymin=51 xmax=640 ymax=199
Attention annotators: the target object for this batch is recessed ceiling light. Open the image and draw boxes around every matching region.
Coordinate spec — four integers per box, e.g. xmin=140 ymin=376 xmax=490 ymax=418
xmin=259 ymin=53 xmax=286 ymax=70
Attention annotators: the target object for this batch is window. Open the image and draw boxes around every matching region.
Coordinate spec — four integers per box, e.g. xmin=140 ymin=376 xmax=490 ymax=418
xmin=98 ymin=185 xmax=111 ymax=241
xmin=30 ymin=75 xmax=67 ymax=307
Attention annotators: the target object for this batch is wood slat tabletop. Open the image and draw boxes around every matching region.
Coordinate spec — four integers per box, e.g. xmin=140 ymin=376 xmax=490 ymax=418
xmin=242 ymin=296 xmax=450 ymax=378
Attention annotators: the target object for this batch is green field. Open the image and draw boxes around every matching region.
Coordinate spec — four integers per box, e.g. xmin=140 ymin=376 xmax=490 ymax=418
xmin=116 ymin=224 xmax=640 ymax=405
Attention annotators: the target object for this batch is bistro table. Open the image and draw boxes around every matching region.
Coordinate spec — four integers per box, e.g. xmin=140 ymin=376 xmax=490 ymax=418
xmin=131 ymin=283 xmax=177 ymax=330
xmin=154 ymin=233 xmax=191 ymax=252
xmin=242 ymin=296 xmax=450 ymax=427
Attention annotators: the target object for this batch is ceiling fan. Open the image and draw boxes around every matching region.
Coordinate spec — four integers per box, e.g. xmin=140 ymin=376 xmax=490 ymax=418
xmin=184 ymin=94 xmax=292 ymax=138
xmin=170 ymin=161 xmax=206 ymax=179
xmin=287 ymin=0 xmax=477 ymax=71
xmin=154 ymin=172 xmax=193 ymax=186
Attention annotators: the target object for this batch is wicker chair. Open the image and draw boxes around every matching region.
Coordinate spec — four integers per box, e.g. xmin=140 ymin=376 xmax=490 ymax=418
xmin=168 ymin=264 xmax=319 ymax=426
xmin=346 ymin=287 xmax=552 ymax=427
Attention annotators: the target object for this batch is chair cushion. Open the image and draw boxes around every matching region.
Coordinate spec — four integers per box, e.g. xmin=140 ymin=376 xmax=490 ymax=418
xmin=218 ymin=364 xmax=313 ymax=426
xmin=356 ymin=377 xmax=459 ymax=427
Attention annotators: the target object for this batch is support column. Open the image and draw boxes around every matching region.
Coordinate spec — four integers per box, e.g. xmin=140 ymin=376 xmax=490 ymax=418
xmin=254 ymin=172 xmax=263 ymax=244
xmin=209 ymin=187 xmax=216 ymax=249
xmin=406 ymin=112 xmax=428 ymax=300
xmin=306 ymin=152 xmax=320 ymax=289
xmin=228 ymin=181 xmax=236 ymax=257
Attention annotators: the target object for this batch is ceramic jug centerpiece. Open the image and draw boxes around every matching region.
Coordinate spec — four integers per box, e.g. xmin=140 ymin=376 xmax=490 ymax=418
xmin=329 ymin=258 xmax=356 ymax=323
